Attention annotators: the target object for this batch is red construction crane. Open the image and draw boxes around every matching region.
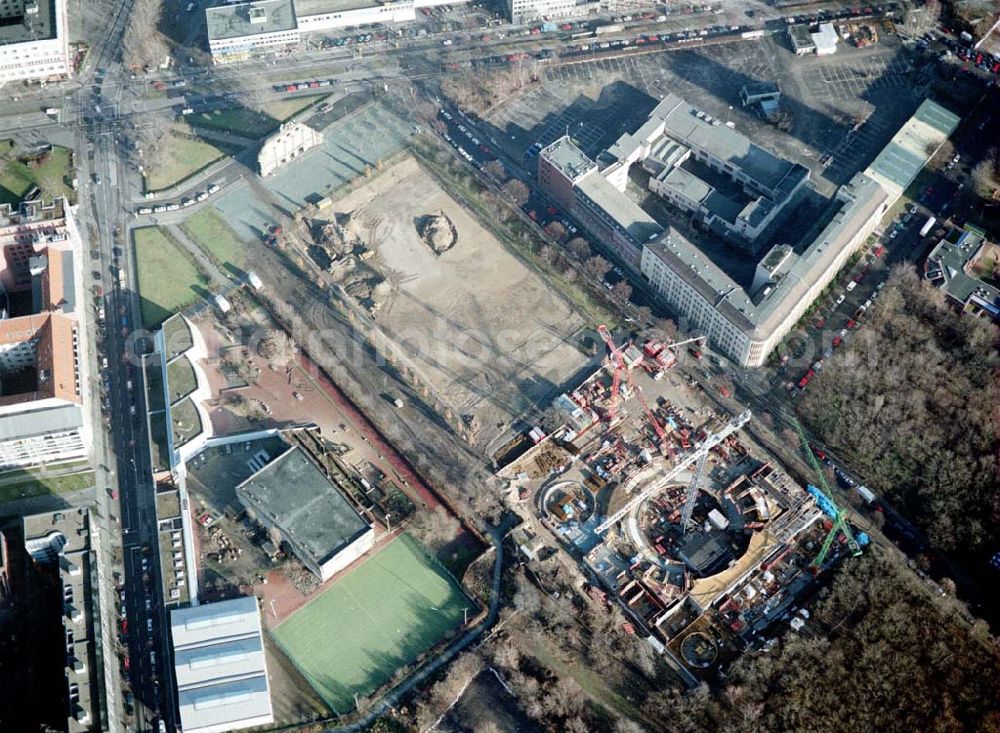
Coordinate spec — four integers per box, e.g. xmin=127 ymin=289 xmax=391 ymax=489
xmin=597 ymin=325 xmax=624 ymax=422
xmin=597 ymin=325 xmax=668 ymax=449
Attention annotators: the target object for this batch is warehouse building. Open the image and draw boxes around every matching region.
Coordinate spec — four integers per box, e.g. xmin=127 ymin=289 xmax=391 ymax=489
xmin=863 ymin=98 xmax=960 ymax=208
xmin=236 ymin=446 xmax=375 ymax=581
xmin=170 ymin=597 xmax=274 ymax=733
xmin=0 ymin=0 xmax=70 ymax=86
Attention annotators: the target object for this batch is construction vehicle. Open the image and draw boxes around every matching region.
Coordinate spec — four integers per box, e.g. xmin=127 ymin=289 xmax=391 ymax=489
xmin=792 ymin=419 xmax=867 ymax=569
xmin=262 ymin=223 xmax=283 ymax=246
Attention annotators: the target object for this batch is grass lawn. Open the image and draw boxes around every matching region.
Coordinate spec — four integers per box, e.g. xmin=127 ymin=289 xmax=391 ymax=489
xmin=188 ymin=108 xmax=280 ymax=138
xmin=144 ymin=127 xmax=228 ymax=192
xmin=179 ymin=208 xmax=247 ymax=270
xmin=265 ymin=95 xmax=326 ymax=121
xmin=0 ymin=144 xmax=75 ymax=206
xmin=133 ymin=227 xmax=205 ymax=328
xmin=165 ymin=355 xmax=198 ymax=405
xmin=0 ymin=468 xmax=95 ymax=504
xmin=162 ymin=314 xmax=194 ymax=358
xmin=272 ymin=533 xmax=471 ymax=713
xmin=189 ymin=96 xmax=326 ymax=138
xmin=170 ymin=397 xmax=203 ymax=447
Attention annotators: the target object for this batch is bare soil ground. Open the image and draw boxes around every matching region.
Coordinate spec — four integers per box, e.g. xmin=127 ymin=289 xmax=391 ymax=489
xmin=329 ymin=156 xmax=587 ymax=443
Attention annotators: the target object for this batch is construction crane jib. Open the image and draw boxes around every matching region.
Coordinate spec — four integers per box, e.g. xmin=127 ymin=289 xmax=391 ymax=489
xmin=595 ymin=409 xmax=752 ymax=534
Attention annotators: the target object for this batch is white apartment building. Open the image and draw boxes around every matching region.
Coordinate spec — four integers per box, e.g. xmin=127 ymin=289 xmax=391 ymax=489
xmin=206 ymin=0 xmax=300 ymax=64
xmin=0 ymin=0 xmax=70 ymax=86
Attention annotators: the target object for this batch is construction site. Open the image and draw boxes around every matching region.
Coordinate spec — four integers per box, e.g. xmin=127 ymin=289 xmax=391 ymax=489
xmin=498 ymin=327 xmax=867 ymax=680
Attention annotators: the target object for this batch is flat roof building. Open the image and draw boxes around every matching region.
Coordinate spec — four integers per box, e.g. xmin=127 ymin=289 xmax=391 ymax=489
xmin=506 ymin=0 xmax=578 ymax=24
xmin=170 ymin=596 xmax=274 ymax=733
xmin=23 ymin=508 xmax=101 ymax=732
xmin=0 ymin=199 xmax=87 ymax=469
xmin=740 ymin=82 xmax=781 ymax=118
xmin=0 ymin=0 xmax=70 ymax=86
xmin=236 ymin=446 xmax=375 ymax=581
xmin=864 ymin=99 xmax=960 ymax=207
xmin=538 ymin=136 xmax=662 ymax=267
xmin=206 ymin=0 xmax=300 ymax=64
xmin=788 ymin=24 xmax=816 ymax=54
xmin=925 ymin=227 xmax=1000 ymax=320
xmin=601 ymin=93 xmax=809 ymax=249
xmin=641 ymin=172 xmax=887 ymax=366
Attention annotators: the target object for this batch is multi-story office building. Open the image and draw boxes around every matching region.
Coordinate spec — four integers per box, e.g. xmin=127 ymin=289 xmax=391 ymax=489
xmin=207 ymin=0 xmax=469 ymax=61
xmin=640 ymin=172 xmax=887 ymax=366
xmin=536 ymin=93 xmax=959 ymax=367
xmin=0 ymin=0 xmax=70 ymax=86
xmin=506 ymin=0 xmax=577 ymax=24
xmin=0 ymin=198 xmax=88 ymax=469
xmin=23 ymin=508 xmax=101 ymax=732
xmin=206 ymin=0 xmax=301 ymax=64
xmin=602 ymin=93 xmax=809 ymax=251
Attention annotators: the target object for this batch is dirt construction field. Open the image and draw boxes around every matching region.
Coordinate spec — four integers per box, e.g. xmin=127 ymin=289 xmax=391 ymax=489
xmin=331 ymin=156 xmax=586 ymax=437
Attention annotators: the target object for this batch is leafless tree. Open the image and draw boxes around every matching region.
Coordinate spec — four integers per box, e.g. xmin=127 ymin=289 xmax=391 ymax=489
xmin=408 ymin=506 xmax=459 ymax=553
xmin=585 ymin=255 xmax=612 ymax=280
xmin=501 ymin=179 xmax=530 ymax=207
xmin=544 ymin=221 xmax=567 ymax=241
xmin=257 ymin=331 xmax=293 ymax=369
xmin=483 ymin=160 xmax=506 ymax=180
xmin=567 ymin=237 xmax=591 ymax=260
xmin=123 ymin=0 xmax=169 ymax=71
xmin=225 ymin=68 xmax=274 ymax=116
xmin=611 ymin=280 xmax=633 ymax=303
xmin=125 ymin=109 xmax=174 ymax=167
xmin=971 ymin=157 xmax=999 ymax=198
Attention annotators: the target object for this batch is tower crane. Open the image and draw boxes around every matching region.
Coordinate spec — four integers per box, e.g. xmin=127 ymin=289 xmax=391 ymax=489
xmin=667 ymin=335 xmax=707 ymax=351
xmin=597 ymin=325 xmax=668 ymax=449
xmin=679 ymin=451 xmax=709 ymax=533
xmin=596 ymin=410 xmax=751 ymax=534
xmin=791 ymin=419 xmax=865 ymax=568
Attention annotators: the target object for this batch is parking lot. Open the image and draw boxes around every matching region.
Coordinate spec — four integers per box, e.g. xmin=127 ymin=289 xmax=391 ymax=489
xmin=484 ymin=32 xmax=924 ymax=196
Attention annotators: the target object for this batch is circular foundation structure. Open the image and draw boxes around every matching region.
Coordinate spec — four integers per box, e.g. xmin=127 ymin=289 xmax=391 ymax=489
xmin=680 ymin=631 xmax=719 ymax=668
xmin=541 ymin=480 xmax=594 ymax=525
xmin=628 ymin=466 xmax=754 ymax=578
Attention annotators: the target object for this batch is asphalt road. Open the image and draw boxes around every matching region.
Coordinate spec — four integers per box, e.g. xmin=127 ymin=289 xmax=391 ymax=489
xmin=68 ymin=3 xmax=180 ymax=729
xmin=0 ymin=1 xmax=991 ymax=729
